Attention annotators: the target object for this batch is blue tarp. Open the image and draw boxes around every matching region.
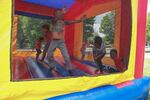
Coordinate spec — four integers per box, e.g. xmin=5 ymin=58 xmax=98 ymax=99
xmin=23 ymin=0 xmax=75 ymax=9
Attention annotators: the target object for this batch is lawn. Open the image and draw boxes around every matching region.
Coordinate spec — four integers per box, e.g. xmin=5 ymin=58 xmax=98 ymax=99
xmin=144 ymin=53 xmax=150 ymax=100
xmin=144 ymin=59 xmax=150 ymax=76
xmin=144 ymin=52 xmax=150 ymax=76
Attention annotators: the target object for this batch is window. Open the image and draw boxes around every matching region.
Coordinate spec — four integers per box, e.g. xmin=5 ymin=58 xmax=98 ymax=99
xmin=12 ymin=0 xmax=131 ymax=81
xmin=83 ymin=11 xmax=115 ymax=55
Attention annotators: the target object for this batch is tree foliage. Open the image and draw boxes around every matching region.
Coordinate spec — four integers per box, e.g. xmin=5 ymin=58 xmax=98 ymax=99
xmin=83 ymin=17 xmax=96 ymax=43
xmin=99 ymin=11 xmax=115 ymax=45
xmin=83 ymin=11 xmax=115 ymax=45
xmin=146 ymin=13 xmax=150 ymax=45
xmin=17 ymin=16 xmax=52 ymax=49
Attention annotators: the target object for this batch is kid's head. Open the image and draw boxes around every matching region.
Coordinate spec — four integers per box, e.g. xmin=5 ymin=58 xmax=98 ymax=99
xmin=110 ymin=49 xmax=118 ymax=59
xmin=42 ymin=24 xmax=50 ymax=33
xmin=54 ymin=6 xmax=66 ymax=20
xmin=54 ymin=10 xmax=64 ymax=20
xmin=94 ymin=36 xmax=102 ymax=48
xmin=38 ymin=37 xmax=44 ymax=41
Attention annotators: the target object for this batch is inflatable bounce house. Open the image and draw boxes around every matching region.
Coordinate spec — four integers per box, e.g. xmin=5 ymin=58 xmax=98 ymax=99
xmin=0 ymin=0 xmax=150 ymax=99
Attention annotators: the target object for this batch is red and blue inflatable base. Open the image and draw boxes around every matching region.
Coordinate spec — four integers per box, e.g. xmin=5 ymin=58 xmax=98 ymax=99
xmin=46 ymin=77 xmax=150 ymax=100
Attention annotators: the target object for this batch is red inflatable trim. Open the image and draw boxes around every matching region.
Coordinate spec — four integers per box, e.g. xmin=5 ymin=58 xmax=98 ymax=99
xmin=135 ymin=0 xmax=148 ymax=78
xmin=15 ymin=0 xmax=56 ymax=17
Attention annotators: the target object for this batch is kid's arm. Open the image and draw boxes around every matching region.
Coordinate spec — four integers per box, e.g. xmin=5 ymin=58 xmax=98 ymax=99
xmin=121 ymin=57 xmax=128 ymax=71
xmin=65 ymin=15 xmax=87 ymax=25
xmin=65 ymin=20 xmax=82 ymax=25
xmin=95 ymin=53 xmax=105 ymax=60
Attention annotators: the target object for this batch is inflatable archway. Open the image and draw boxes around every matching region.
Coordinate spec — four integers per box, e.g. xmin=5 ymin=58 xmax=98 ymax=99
xmin=0 ymin=0 xmax=150 ymax=99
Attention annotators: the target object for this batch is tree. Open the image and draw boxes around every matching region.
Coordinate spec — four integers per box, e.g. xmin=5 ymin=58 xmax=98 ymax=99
xmin=99 ymin=11 xmax=115 ymax=45
xmin=83 ymin=17 xmax=95 ymax=43
xmin=146 ymin=13 xmax=150 ymax=45
xmin=17 ymin=16 xmax=52 ymax=49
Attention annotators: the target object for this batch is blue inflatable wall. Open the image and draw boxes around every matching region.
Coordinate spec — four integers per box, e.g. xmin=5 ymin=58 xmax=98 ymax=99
xmin=47 ymin=77 xmax=150 ymax=100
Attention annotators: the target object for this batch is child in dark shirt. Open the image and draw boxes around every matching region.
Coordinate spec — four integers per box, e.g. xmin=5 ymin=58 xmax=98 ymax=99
xmin=110 ymin=49 xmax=127 ymax=72
xmin=35 ymin=37 xmax=44 ymax=60
xmin=93 ymin=36 xmax=106 ymax=73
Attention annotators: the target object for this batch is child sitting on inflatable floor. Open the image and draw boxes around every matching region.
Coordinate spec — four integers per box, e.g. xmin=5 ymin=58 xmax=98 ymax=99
xmin=47 ymin=6 xmax=86 ymax=75
xmin=35 ymin=37 xmax=44 ymax=60
xmin=80 ymin=39 xmax=90 ymax=60
xmin=93 ymin=36 xmax=106 ymax=73
xmin=40 ymin=24 xmax=52 ymax=61
xmin=110 ymin=49 xmax=127 ymax=72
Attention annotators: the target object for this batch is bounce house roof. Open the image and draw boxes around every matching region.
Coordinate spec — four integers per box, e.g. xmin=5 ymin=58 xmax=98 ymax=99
xmin=16 ymin=0 xmax=124 ymax=19
xmin=23 ymin=0 xmax=75 ymax=9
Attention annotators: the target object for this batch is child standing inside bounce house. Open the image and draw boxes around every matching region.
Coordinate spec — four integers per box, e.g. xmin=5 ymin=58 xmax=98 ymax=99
xmin=46 ymin=7 xmax=86 ymax=75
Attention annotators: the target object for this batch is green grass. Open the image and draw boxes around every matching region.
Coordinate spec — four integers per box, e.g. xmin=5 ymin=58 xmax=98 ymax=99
xmin=144 ymin=58 xmax=150 ymax=76
xmin=144 ymin=57 xmax=150 ymax=100
xmin=144 ymin=59 xmax=150 ymax=65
